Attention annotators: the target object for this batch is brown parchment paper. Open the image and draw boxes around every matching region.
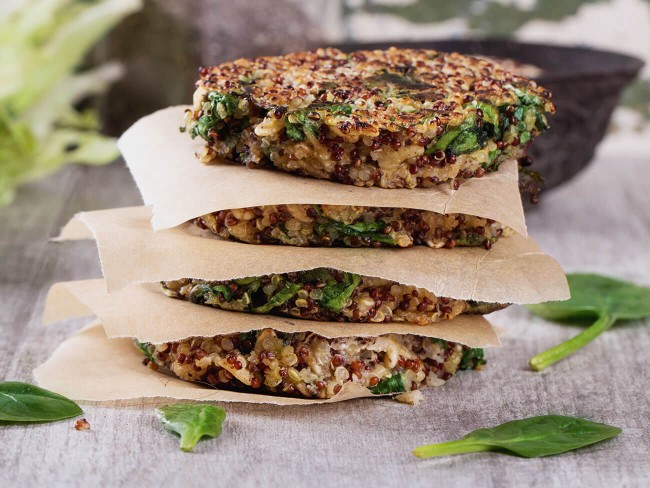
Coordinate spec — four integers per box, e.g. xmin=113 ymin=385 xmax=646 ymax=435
xmin=34 ymin=322 xmax=378 ymax=406
xmin=58 ymin=206 xmax=569 ymax=304
xmin=119 ymin=106 xmax=526 ymax=236
xmin=43 ymin=279 xmax=500 ymax=347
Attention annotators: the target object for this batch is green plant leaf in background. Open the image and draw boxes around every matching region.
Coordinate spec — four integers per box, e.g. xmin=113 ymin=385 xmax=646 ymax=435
xmin=0 ymin=0 xmax=141 ymax=206
xmin=0 ymin=381 xmax=83 ymax=422
xmin=527 ymin=273 xmax=650 ymax=371
xmin=156 ymin=403 xmax=227 ymax=452
xmin=355 ymin=0 xmax=608 ymax=37
xmin=413 ymin=415 xmax=621 ymax=459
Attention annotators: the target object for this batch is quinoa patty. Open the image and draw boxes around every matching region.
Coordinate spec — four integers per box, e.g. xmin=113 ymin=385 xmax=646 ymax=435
xmin=161 ymin=268 xmax=506 ymax=326
xmin=137 ymin=328 xmax=486 ymax=399
xmin=186 ymin=47 xmax=554 ymax=188
xmin=195 ymin=204 xmax=505 ymax=249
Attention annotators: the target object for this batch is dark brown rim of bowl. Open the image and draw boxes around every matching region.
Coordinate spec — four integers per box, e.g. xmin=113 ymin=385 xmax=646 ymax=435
xmin=328 ymin=38 xmax=645 ymax=83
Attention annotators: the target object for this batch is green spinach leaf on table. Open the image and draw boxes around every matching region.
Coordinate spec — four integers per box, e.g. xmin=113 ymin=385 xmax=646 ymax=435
xmin=527 ymin=273 xmax=650 ymax=371
xmin=0 ymin=382 xmax=82 ymax=423
xmin=156 ymin=403 xmax=226 ymax=452
xmin=413 ymin=415 xmax=621 ymax=459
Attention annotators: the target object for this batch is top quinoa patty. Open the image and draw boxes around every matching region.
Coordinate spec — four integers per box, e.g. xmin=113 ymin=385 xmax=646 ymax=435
xmin=186 ymin=47 xmax=554 ymax=188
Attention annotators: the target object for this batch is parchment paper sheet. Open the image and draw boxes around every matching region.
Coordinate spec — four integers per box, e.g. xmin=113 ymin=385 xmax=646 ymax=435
xmin=119 ymin=106 xmax=527 ymax=235
xmin=34 ymin=323 xmax=378 ymax=406
xmin=44 ymin=279 xmax=500 ymax=347
xmin=58 ymin=206 xmax=569 ymax=304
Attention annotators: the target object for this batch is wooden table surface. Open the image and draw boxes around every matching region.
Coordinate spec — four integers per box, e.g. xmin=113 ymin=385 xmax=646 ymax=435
xmin=1 ymin=150 xmax=649 ymax=487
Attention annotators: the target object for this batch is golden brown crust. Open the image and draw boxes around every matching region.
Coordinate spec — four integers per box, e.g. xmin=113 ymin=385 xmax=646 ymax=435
xmin=187 ymin=47 xmax=554 ymax=188
xmin=196 ymin=47 xmax=554 ymax=134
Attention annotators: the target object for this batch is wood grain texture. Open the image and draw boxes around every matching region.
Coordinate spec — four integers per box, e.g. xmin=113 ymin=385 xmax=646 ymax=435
xmin=1 ymin=155 xmax=649 ymax=487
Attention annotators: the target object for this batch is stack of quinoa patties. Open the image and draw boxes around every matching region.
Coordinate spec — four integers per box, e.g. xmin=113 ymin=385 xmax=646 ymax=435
xmin=43 ymin=47 xmax=564 ymax=404
xmin=124 ymin=47 xmax=556 ymax=401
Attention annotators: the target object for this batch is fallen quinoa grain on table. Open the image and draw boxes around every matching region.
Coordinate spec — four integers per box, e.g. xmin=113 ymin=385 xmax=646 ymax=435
xmin=195 ymin=204 xmax=508 ymax=249
xmin=185 ymin=47 xmax=554 ymax=188
xmin=74 ymin=419 xmax=90 ymax=431
xmin=137 ymin=329 xmax=487 ymax=399
xmin=161 ymin=268 xmax=506 ymax=326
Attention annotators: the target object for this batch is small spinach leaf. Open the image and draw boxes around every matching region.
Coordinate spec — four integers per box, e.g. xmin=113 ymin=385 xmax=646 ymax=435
xmin=190 ymin=92 xmax=239 ymax=140
xmin=413 ymin=415 xmax=621 ymax=459
xmin=458 ymin=348 xmax=485 ymax=370
xmin=299 ymin=267 xmax=333 ymax=283
xmin=319 ymin=272 xmax=361 ymax=312
xmin=135 ymin=339 xmax=155 ymax=363
xmin=284 ymin=110 xmax=319 ymax=141
xmin=370 ymin=374 xmax=405 ymax=394
xmin=526 ymin=273 xmax=650 ymax=371
xmin=0 ymin=382 xmax=82 ymax=422
xmin=190 ymin=284 xmax=233 ymax=304
xmin=447 ymin=126 xmax=488 ymax=155
xmin=252 ymin=282 xmax=302 ymax=313
xmin=315 ymin=218 xmax=396 ymax=245
xmin=189 ymin=284 xmax=212 ymax=304
xmin=210 ymin=285 xmax=234 ymax=302
xmin=313 ymin=102 xmax=353 ymax=116
xmin=428 ymin=113 xmax=489 ymax=156
xmin=156 ymin=403 xmax=226 ymax=452
xmin=284 ymin=118 xmax=306 ymax=141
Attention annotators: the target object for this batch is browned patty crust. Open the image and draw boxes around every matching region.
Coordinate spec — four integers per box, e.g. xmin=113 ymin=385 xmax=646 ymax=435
xmin=186 ymin=47 xmax=554 ymax=188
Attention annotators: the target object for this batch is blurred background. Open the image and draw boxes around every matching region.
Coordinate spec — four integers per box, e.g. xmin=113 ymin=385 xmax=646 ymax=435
xmin=1 ymin=0 xmax=648 ymax=206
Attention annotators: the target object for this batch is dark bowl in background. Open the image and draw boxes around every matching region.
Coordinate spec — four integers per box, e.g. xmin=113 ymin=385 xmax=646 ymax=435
xmin=334 ymin=40 xmax=644 ymax=191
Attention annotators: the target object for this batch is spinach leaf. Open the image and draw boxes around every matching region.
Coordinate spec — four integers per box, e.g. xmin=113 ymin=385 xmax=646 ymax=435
xmin=156 ymin=403 xmax=226 ymax=452
xmin=458 ymin=348 xmax=485 ymax=370
xmin=0 ymin=382 xmax=82 ymax=423
xmin=311 ymin=102 xmax=353 ymax=116
xmin=526 ymin=273 xmax=650 ymax=371
xmin=507 ymin=85 xmax=544 ymax=107
xmin=235 ymin=277 xmax=260 ymax=286
xmin=284 ymin=110 xmax=319 ymax=141
xmin=191 ymin=116 xmax=217 ymax=140
xmin=428 ymin=114 xmax=488 ymax=156
xmin=447 ymin=126 xmax=488 ymax=155
xmin=210 ymin=285 xmax=234 ymax=302
xmin=413 ymin=415 xmax=621 ymax=459
xmin=299 ymin=267 xmax=334 ymax=283
xmin=427 ymin=115 xmax=475 ymax=154
xmin=252 ymin=282 xmax=302 ymax=313
xmin=189 ymin=284 xmax=233 ymax=304
xmin=319 ymin=272 xmax=361 ymax=312
xmin=189 ymin=284 xmax=212 ymax=303
xmin=315 ymin=218 xmax=396 ymax=245
xmin=339 ymin=220 xmax=386 ymax=234
xmin=473 ymin=101 xmax=501 ymax=139
xmin=472 ymin=101 xmax=499 ymax=127
xmin=135 ymin=339 xmax=155 ymax=363
xmin=191 ymin=91 xmax=239 ymax=139
xmin=485 ymin=149 xmax=500 ymax=167
xmin=284 ymin=118 xmax=306 ymax=141
xmin=370 ymin=374 xmax=405 ymax=394
xmin=208 ymin=92 xmax=238 ymax=119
